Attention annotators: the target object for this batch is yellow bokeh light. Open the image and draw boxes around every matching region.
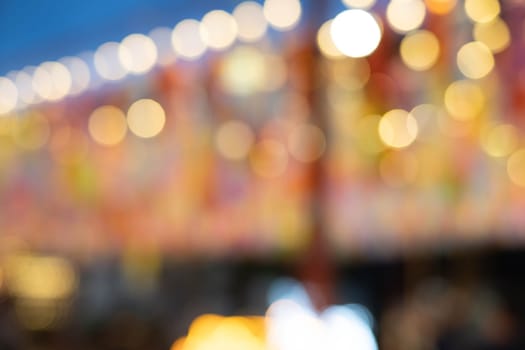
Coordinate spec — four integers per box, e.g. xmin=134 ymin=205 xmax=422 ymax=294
xmin=0 ymin=77 xmax=17 ymax=114
xmin=386 ymin=0 xmax=426 ymax=33
xmin=354 ymin=114 xmax=386 ymax=154
xmin=507 ymin=149 xmax=525 ymax=187
xmin=328 ymin=58 xmax=371 ymax=90
xmin=5 ymin=254 xmax=77 ymax=300
xmin=457 ymin=41 xmax=494 ymax=79
xmin=201 ymin=10 xmax=238 ymax=50
xmin=215 ymin=120 xmax=255 ymax=160
xmin=379 ymin=151 xmax=419 ymax=187
xmin=481 ymin=124 xmax=519 ymax=158
xmin=127 ymin=99 xmax=166 ymax=138
xmin=262 ymin=54 xmax=288 ymax=92
xmin=59 ymin=57 xmax=91 ymax=95
xmin=288 ymin=123 xmax=326 ymax=162
xmin=317 ymin=20 xmax=344 ymax=59
xmin=331 ymin=9 xmax=382 ymax=58
xmin=172 ymin=19 xmax=207 ymax=60
xmin=250 ymin=139 xmax=288 ymax=178
xmin=464 ymin=0 xmax=500 ymax=24
xmin=32 ymin=61 xmax=72 ymax=101
xmin=473 ymin=17 xmax=511 ymax=54
xmin=400 ymin=30 xmax=440 ymax=71
xmin=378 ymin=109 xmax=419 ymax=148
xmin=424 ymin=0 xmax=457 ymax=15
xmin=444 ymin=80 xmax=485 ymax=120
xmin=88 ymin=105 xmax=127 ymax=146
xmin=263 ymin=0 xmax=302 ymax=31
xmin=220 ymin=46 xmax=266 ymax=95
xmin=342 ymin=0 xmax=377 ymax=9
xmin=119 ymin=34 xmax=158 ymax=74
xmin=11 ymin=111 xmax=50 ymax=150
xmin=95 ymin=42 xmax=130 ymax=81
xmin=233 ymin=1 xmax=268 ymax=42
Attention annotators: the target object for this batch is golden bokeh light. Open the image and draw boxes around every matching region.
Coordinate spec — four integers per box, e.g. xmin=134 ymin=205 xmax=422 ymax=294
xmin=220 ymin=46 xmax=266 ymax=95
xmin=233 ymin=1 xmax=268 ymax=42
xmin=288 ymin=123 xmax=326 ymax=162
xmin=507 ymin=149 xmax=525 ymax=187
xmin=400 ymin=30 xmax=440 ymax=71
xmin=59 ymin=57 xmax=91 ymax=95
xmin=342 ymin=0 xmax=377 ymax=9
xmin=464 ymin=0 xmax=500 ymax=24
xmin=263 ymin=0 xmax=302 ymax=31
xmin=5 ymin=254 xmax=77 ymax=300
xmin=0 ymin=77 xmax=17 ymax=114
xmin=444 ymin=80 xmax=485 ymax=121
xmin=215 ymin=120 xmax=255 ymax=160
xmin=386 ymin=0 xmax=426 ymax=33
xmin=11 ymin=111 xmax=50 ymax=150
xmin=378 ymin=109 xmax=419 ymax=148
xmin=473 ymin=17 xmax=511 ymax=54
xmin=379 ymin=151 xmax=419 ymax=187
xmin=88 ymin=105 xmax=127 ymax=146
xmin=317 ymin=20 xmax=344 ymax=59
xmin=95 ymin=42 xmax=130 ymax=81
xmin=410 ymin=104 xmax=440 ymax=140
xmin=172 ymin=19 xmax=207 ymax=60
xmin=457 ymin=41 xmax=494 ymax=79
xmin=200 ymin=10 xmax=238 ymax=50
xmin=331 ymin=9 xmax=382 ymax=58
xmin=127 ymin=99 xmax=166 ymax=138
xmin=424 ymin=0 xmax=457 ymax=15
xmin=354 ymin=114 xmax=386 ymax=154
xmin=481 ymin=124 xmax=519 ymax=158
xmin=32 ymin=61 xmax=72 ymax=101
xmin=14 ymin=70 xmax=39 ymax=105
xmin=261 ymin=54 xmax=288 ymax=92
xmin=329 ymin=58 xmax=371 ymax=90
xmin=250 ymin=139 xmax=288 ymax=178
xmin=119 ymin=34 xmax=158 ymax=74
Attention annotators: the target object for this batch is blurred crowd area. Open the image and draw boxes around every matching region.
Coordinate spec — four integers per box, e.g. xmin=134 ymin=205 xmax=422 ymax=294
xmin=0 ymin=248 xmax=524 ymax=350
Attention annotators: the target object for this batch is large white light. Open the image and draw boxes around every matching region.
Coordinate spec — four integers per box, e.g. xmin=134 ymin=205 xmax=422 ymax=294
xmin=330 ymin=9 xmax=382 ymax=58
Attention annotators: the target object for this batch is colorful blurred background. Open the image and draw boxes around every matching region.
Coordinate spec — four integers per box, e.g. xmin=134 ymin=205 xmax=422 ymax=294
xmin=1 ymin=0 xmax=525 ymax=348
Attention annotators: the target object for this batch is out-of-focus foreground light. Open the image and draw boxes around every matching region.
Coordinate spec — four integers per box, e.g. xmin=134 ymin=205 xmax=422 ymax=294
xmin=119 ymin=34 xmax=158 ymax=74
xmin=126 ymin=98 xmax=166 ymax=138
xmin=481 ymin=124 xmax=519 ymax=158
xmin=507 ymin=149 xmax=525 ymax=187
xmin=464 ymin=0 xmax=500 ymax=23
xmin=88 ymin=105 xmax=128 ymax=146
xmin=172 ymin=19 xmax=207 ymax=60
xmin=233 ymin=1 xmax=268 ymax=42
xmin=424 ymin=0 xmax=457 ymax=15
xmin=317 ymin=20 xmax=344 ymax=59
xmin=11 ymin=111 xmax=50 ymax=150
xmin=473 ymin=18 xmax=511 ymax=54
xmin=95 ymin=42 xmax=130 ymax=81
xmin=215 ymin=120 xmax=255 ymax=161
xmin=287 ymin=123 xmax=326 ymax=163
xmin=386 ymin=0 xmax=426 ymax=33
xmin=32 ymin=61 xmax=72 ymax=101
xmin=220 ymin=46 xmax=266 ymax=95
xmin=444 ymin=80 xmax=485 ymax=121
xmin=457 ymin=41 xmax=494 ymax=79
xmin=250 ymin=139 xmax=288 ymax=178
xmin=0 ymin=77 xmax=17 ymax=114
xmin=330 ymin=9 xmax=382 ymax=58
xmin=59 ymin=56 xmax=91 ymax=95
xmin=342 ymin=0 xmax=377 ymax=9
xmin=378 ymin=109 xmax=419 ymax=148
xmin=200 ymin=10 xmax=238 ymax=51
xmin=263 ymin=0 xmax=302 ymax=31
xmin=400 ymin=30 xmax=440 ymax=71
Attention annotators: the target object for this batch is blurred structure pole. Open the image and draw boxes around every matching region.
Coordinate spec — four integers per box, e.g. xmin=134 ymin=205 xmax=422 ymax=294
xmin=295 ymin=0 xmax=335 ymax=311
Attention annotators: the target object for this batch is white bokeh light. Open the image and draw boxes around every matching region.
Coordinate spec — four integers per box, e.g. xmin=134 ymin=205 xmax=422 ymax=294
xmin=330 ymin=9 xmax=382 ymax=58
